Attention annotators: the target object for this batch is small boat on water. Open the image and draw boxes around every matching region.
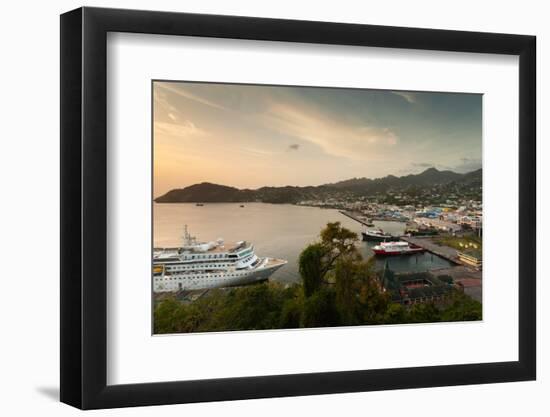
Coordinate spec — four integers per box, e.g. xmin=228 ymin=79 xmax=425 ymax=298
xmin=196 ymin=203 xmax=204 ymax=206
xmin=362 ymin=228 xmax=392 ymax=242
xmin=240 ymin=205 xmax=245 ymax=208
xmin=372 ymin=241 xmax=425 ymax=256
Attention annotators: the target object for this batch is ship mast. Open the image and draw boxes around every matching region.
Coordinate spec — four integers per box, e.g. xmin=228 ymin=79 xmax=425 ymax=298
xmin=182 ymin=224 xmax=196 ymax=246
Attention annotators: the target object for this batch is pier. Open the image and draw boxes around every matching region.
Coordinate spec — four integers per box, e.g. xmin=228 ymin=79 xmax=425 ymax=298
xmin=396 ymin=236 xmax=483 ymax=301
xmin=400 ymin=235 xmax=461 ymax=264
xmin=339 ymin=210 xmax=373 ymax=227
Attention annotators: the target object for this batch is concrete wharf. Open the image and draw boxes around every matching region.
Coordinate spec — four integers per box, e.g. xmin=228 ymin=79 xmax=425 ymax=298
xmin=400 ymin=235 xmax=461 ymax=264
xmin=339 ymin=210 xmax=374 ymax=227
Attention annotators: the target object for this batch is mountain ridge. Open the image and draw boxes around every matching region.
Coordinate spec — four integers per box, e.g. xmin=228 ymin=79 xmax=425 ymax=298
xmin=155 ymin=167 xmax=482 ymax=203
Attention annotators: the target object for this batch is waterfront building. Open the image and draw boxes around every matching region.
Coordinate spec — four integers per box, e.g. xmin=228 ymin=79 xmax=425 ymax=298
xmin=458 ymin=215 xmax=483 ymax=230
xmin=413 ymin=217 xmax=462 ymax=233
xmin=457 ymin=249 xmax=482 ymax=269
xmin=379 ymin=263 xmax=455 ymax=305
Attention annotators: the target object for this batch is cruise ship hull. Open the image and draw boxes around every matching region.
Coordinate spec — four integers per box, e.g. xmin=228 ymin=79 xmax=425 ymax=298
xmin=153 ymin=227 xmax=288 ymax=293
xmin=223 ymin=261 xmax=285 ymax=288
xmin=154 ymin=258 xmax=287 ymax=292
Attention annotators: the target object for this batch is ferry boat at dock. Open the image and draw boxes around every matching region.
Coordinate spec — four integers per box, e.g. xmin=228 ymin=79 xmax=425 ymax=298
xmin=372 ymin=241 xmax=425 ymax=256
xmin=362 ymin=228 xmax=392 ymax=242
xmin=153 ymin=226 xmax=287 ymax=292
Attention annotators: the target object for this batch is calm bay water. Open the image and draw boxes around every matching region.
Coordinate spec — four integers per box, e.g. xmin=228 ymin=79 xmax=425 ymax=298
xmin=154 ymin=203 xmax=452 ymax=284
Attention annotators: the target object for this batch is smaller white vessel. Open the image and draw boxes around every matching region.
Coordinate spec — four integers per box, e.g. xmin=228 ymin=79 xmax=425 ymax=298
xmin=372 ymin=241 xmax=425 ymax=256
xmin=362 ymin=228 xmax=392 ymax=241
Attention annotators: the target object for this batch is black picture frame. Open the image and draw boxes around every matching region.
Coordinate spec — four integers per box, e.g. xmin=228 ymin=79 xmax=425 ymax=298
xmin=60 ymin=6 xmax=536 ymax=410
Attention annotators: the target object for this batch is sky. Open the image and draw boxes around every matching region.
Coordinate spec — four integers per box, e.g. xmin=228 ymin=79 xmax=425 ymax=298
xmin=153 ymin=81 xmax=482 ymax=196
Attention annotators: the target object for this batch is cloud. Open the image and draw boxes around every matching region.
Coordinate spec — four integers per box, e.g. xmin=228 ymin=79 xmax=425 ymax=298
xmin=167 ymin=112 xmax=177 ymax=121
xmin=288 ymin=144 xmax=300 ymax=151
xmin=260 ymin=102 xmax=398 ymax=161
xmin=392 ymin=91 xmax=417 ymax=104
xmin=155 ymin=120 xmax=207 ymax=138
xmin=241 ymin=147 xmax=275 ymax=157
xmin=156 ymin=83 xmax=228 ymax=111
xmin=154 ymin=89 xmax=180 ymax=113
xmin=411 ymin=162 xmax=434 ymax=168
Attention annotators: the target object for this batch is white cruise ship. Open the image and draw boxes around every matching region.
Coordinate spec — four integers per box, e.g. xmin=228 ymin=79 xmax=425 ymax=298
xmin=153 ymin=226 xmax=287 ymax=292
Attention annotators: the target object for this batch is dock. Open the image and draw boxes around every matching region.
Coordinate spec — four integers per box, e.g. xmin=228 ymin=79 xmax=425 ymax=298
xmin=339 ymin=210 xmax=374 ymax=227
xmin=400 ymin=235 xmax=461 ymax=264
xmin=398 ymin=236 xmax=483 ymax=301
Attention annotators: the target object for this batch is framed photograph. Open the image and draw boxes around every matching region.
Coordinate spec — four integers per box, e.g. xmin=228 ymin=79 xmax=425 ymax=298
xmin=60 ymin=7 xmax=536 ymax=409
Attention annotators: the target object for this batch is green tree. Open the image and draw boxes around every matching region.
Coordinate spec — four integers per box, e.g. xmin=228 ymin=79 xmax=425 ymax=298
xmin=299 ymin=222 xmax=360 ymax=297
xmin=382 ymin=303 xmax=407 ymax=324
xmin=208 ymin=283 xmax=286 ymax=331
xmin=320 ymin=222 xmax=358 ymax=254
xmin=154 ymin=297 xmax=187 ymax=334
xmin=408 ymin=302 xmax=441 ymax=323
xmin=302 ymin=287 xmax=340 ymax=328
xmin=334 ymin=257 xmax=358 ymax=325
xmin=346 ymin=260 xmax=391 ymax=325
xmin=319 ymin=222 xmax=360 ymax=277
xmin=180 ymin=290 xmax=226 ymax=332
xmin=441 ymin=291 xmax=482 ymax=321
xmin=279 ymin=296 xmax=303 ymax=328
xmin=299 ymin=243 xmax=327 ymax=297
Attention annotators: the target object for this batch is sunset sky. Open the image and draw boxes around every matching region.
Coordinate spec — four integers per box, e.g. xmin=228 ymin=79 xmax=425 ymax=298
xmin=153 ymin=81 xmax=482 ymax=197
